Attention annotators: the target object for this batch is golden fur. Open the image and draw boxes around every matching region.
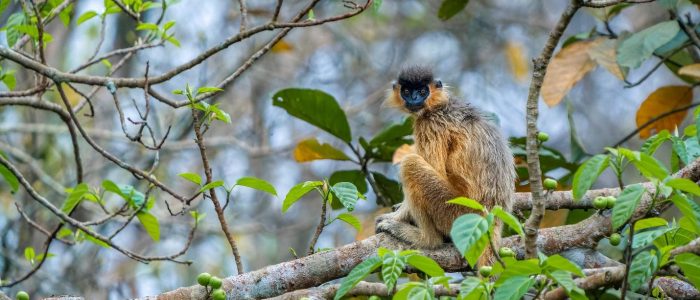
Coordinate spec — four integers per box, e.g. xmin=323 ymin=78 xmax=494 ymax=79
xmin=376 ymin=82 xmax=515 ymax=268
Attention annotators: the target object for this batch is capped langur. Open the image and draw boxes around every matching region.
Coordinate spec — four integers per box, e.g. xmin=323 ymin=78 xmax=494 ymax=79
xmin=375 ymin=66 xmax=515 ymax=267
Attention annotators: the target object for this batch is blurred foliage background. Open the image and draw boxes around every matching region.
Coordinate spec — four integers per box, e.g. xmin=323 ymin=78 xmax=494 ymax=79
xmin=0 ymin=0 xmax=689 ymax=298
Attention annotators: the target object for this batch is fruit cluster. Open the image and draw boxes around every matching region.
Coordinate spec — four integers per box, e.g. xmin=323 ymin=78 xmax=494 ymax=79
xmin=197 ymin=273 xmax=226 ymax=300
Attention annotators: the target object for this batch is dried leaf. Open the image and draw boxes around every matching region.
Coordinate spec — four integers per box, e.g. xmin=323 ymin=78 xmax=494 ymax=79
xmin=392 ymin=144 xmax=414 ymax=165
xmin=678 ymin=63 xmax=700 ymax=79
xmin=293 ymin=138 xmax=350 ymax=162
xmin=588 ymin=37 xmax=625 ymax=80
xmin=636 ymin=86 xmax=693 ymax=138
xmin=505 ymin=41 xmax=528 ymax=82
xmin=271 ymin=40 xmax=294 ymax=53
xmin=541 ymin=41 xmax=598 ymax=107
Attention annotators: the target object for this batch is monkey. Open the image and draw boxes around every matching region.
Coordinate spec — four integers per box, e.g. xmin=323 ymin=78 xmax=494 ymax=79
xmin=375 ymin=65 xmax=515 ymax=268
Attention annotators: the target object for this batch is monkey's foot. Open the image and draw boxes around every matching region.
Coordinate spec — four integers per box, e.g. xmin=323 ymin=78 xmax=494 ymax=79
xmin=375 ymin=218 xmax=418 ymax=246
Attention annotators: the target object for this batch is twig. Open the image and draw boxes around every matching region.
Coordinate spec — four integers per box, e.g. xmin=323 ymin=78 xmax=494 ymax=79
xmin=523 ymin=0 xmax=581 ymax=259
xmin=191 ymin=108 xmax=244 ymax=274
xmin=238 ymin=0 xmax=248 ymax=31
xmin=307 ymin=195 xmax=328 ymax=255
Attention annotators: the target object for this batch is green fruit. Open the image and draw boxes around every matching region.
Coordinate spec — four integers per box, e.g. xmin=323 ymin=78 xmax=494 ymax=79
xmin=209 ymin=276 xmax=222 ymax=289
xmin=606 ymin=197 xmax=617 ymax=209
xmin=478 ymin=266 xmax=493 ymax=277
xmin=593 ymin=196 xmax=608 ymax=210
xmin=212 ymin=289 xmax=226 ymax=300
xmin=609 ymin=233 xmax=621 ymax=246
xmin=498 ymin=247 xmax=515 ymax=258
xmin=16 ymin=291 xmax=29 ymax=300
xmin=543 ymin=178 xmax=557 ymax=190
xmin=537 ymin=132 xmax=549 ymax=142
xmin=197 ymin=272 xmax=211 ymax=286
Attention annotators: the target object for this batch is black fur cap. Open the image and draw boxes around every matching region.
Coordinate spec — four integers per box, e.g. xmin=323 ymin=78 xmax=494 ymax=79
xmin=397 ymin=65 xmax=434 ymax=87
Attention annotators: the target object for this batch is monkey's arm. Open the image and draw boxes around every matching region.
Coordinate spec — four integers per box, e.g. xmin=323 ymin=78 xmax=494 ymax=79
xmin=376 ymin=154 xmax=458 ymax=248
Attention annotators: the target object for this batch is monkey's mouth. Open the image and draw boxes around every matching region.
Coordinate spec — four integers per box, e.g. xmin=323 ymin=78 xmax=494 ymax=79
xmin=406 ymin=105 xmax=424 ymax=112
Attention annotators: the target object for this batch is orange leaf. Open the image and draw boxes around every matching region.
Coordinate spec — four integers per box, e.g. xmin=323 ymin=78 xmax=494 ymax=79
xmin=541 ymin=40 xmax=598 ymax=107
xmin=636 ymin=86 xmax=693 ymax=138
xmin=588 ymin=37 xmax=625 ymax=80
xmin=678 ymin=63 xmax=700 ymax=79
xmin=392 ymin=144 xmax=414 ymax=165
xmin=271 ymin=40 xmax=294 ymax=53
xmin=505 ymin=41 xmax=529 ymax=82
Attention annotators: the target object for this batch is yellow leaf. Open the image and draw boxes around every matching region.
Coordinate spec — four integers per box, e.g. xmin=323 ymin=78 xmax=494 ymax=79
xmin=392 ymin=144 xmax=414 ymax=165
xmin=588 ymin=37 xmax=625 ymax=80
xmin=271 ymin=40 xmax=294 ymax=53
xmin=541 ymin=40 xmax=598 ymax=107
xmin=636 ymin=86 xmax=693 ymax=138
xmin=505 ymin=41 xmax=528 ymax=82
xmin=678 ymin=64 xmax=700 ymax=79
xmin=293 ymin=138 xmax=350 ymax=162
xmin=60 ymin=83 xmax=81 ymax=106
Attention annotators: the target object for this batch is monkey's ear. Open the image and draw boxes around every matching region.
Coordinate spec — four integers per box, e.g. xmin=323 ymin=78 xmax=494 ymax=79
xmin=435 ymin=80 xmax=443 ymax=89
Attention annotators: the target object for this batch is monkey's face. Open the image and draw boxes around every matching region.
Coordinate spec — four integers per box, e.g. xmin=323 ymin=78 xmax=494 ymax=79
xmin=391 ymin=80 xmax=446 ymax=114
xmin=389 ymin=66 xmax=448 ymax=114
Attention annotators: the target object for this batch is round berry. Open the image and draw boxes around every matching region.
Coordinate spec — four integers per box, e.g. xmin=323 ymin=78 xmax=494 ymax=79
xmin=593 ymin=196 xmax=608 ymax=210
xmin=197 ymin=272 xmax=211 ymax=286
xmin=537 ymin=132 xmax=549 ymax=142
xmin=479 ymin=266 xmax=492 ymax=277
xmin=16 ymin=291 xmax=29 ymax=300
xmin=212 ymin=289 xmax=226 ymax=300
xmin=499 ymin=247 xmax=515 ymax=258
xmin=209 ymin=276 xmax=222 ymax=289
xmin=543 ymin=178 xmax=557 ymax=190
xmin=609 ymin=233 xmax=621 ymax=246
xmin=606 ymin=197 xmax=617 ymax=209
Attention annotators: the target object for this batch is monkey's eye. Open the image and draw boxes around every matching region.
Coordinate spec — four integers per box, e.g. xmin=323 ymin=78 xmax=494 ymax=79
xmin=420 ymin=88 xmax=428 ymax=96
xmin=402 ymin=89 xmax=409 ymax=96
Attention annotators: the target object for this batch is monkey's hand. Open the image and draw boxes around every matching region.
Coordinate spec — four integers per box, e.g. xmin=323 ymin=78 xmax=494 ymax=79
xmin=375 ymin=217 xmax=415 ymax=245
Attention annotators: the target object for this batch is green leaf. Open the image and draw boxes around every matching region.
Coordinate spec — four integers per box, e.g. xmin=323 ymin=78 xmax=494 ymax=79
xmin=79 ymin=229 xmax=110 ymax=248
xmin=671 ymin=194 xmax=700 ymax=234
xmin=450 ymin=214 xmax=489 ymax=266
xmin=190 ymin=211 xmax=206 ymax=223
xmin=619 ymin=148 xmax=669 ymax=180
xmin=675 ymin=253 xmax=700 ymax=289
xmin=633 ymin=227 xmax=672 ymax=248
xmin=371 ymin=172 xmax=403 ymax=206
xmin=61 ymin=183 xmax=89 ymax=213
xmin=369 ymin=117 xmax=413 ymax=146
xmin=612 ymin=184 xmax=646 ymax=230
xmin=446 ymin=197 xmax=485 ymax=211
xmin=492 ymin=205 xmax=524 ymax=237
xmin=196 ymin=86 xmax=223 ymax=94
xmin=459 ymin=277 xmax=486 ymax=300
xmin=666 ymin=178 xmax=700 ymax=196
xmin=406 ymin=254 xmax=445 ymax=277
xmin=272 ymin=88 xmax=352 ymax=142
xmin=178 ymin=172 xmax=202 ymax=186
xmin=0 ymin=162 xmax=19 ymax=193
xmin=618 ymin=20 xmax=680 ymax=69
xmin=235 ymin=176 xmax=277 ymax=196
xmin=24 ymin=247 xmax=35 ymax=265
xmin=634 ymin=217 xmax=668 ymax=231
xmin=165 ymin=35 xmax=181 ymax=47
xmin=136 ymin=211 xmax=160 ymax=241
xmin=628 ymin=250 xmax=658 ymax=292
xmin=544 ymin=254 xmax=584 ymax=277
xmin=135 ymin=22 xmax=158 ymax=31
xmin=163 ymin=20 xmax=175 ymax=31
xmin=336 ymin=212 xmax=361 ymax=232
xmin=293 ymin=138 xmax=350 ymax=162
xmin=198 ymin=180 xmax=224 ymax=193
xmin=437 ymin=0 xmax=469 ymax=21
xmin=548 ymin=270 xmax=576 ymax=292
xmin=5 ymin=13 xmax=26 ymax=48
xmin=1 ymin=70 xmax=16 ymax=90
xmin=329 ymin=170 xmax=367 ymax=194
xmin=334 ymin=256 xmax=382 ymax=300
xmin=76 ymin=10 xmax=98 ymax=25
xmin=495 ymin=258 xmax=541 ymax=285
xmin=209 ymin=105 xmax=231 ymax=123
xmin=59 ymin=4 xmax=73 ymax=27
xmin=493 ymin=276 xmax=535 ymax=300
xmin=282 ymin=181 xmax=323 ymax=213
xmin=331 ymin=182 xmax=360 ymax=211
xmin=381 ymin=251 xmax=406 ymax=291
xmin=57 ymin=228 xmax=73 ymax=239
xmin=0 ymin=0 xmax=9 ymax=13
xmin=641 ymin=130 xmax=671 ymax=155
xmin=572 ymin=154 xmax=609 ymax=200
